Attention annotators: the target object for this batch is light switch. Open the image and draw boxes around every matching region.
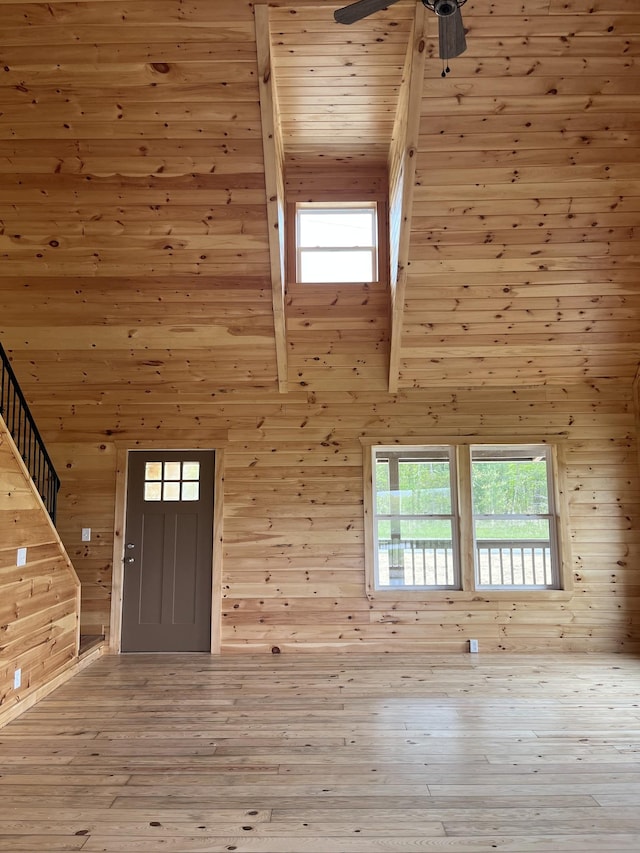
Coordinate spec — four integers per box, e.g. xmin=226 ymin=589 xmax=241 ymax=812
xmin=17 ymin=547 xmax=27 ymax=567
xmin=82 ymin=528 xmax=91 ymax=542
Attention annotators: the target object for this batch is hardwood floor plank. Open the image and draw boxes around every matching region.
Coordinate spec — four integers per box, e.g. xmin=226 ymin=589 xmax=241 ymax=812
xmin=1 ymin=653 xmax=640 ymax=851
xmin=2 ymin=808 xmax=271 ymax=824
xmin=0 ymin=773 xmax=131 ymax=785
xmin=78 ymin=833 xmax=640 ymax=852
xmin=444 ymin=818 xmax=640 ymax=836
xmin=0 ymin=840 xmax=86 ymax=852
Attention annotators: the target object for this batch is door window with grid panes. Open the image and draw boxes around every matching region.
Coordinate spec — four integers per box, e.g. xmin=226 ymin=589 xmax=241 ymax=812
xmin=143 ymin=460 xmax=200 ymax=502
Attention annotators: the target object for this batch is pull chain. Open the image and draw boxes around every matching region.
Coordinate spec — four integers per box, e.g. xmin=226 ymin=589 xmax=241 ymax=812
xmin=442 ymin=34 xmax=450 ymax=77
xmin=441 ymin=47 xmax=450 ymax=77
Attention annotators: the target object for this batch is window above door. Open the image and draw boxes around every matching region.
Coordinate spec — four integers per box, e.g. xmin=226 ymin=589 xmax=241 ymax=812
xmin=294 ymin=202 xmax=379 ymax=284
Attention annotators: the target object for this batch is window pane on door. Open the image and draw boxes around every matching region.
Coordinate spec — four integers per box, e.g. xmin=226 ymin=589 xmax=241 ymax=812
xmin=144 ymin=482 xmax=162 ymax=502
xmin=145 ymin=462 xmax=162 ymax=481
xmin=163 ymin=481 xmax=180 ymax=501
xmin=143 ymin=459 xmax=203 ymax=503
xmin=164 ymin=462 xmax=181 ymax=481
xmin=181 ymin=481 xmax=200 ymax=501
xmin=183 ymin=462 xmax=200 ymax=480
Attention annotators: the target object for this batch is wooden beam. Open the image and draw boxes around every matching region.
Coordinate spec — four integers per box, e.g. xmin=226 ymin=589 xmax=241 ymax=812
xmin=633 ymin=362 xmax=640 ymax=474
xmin=255 ymin=4 xmax=288 ymax=394
xmin=387 ymin=3 xmax=428 ymax=393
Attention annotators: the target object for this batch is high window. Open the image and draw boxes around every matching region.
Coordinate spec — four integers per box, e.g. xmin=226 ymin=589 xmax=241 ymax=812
xmin=367 ymin=443 xmax=566 ymax=594
xmin=294 ymin=202 xmax=378 ymax=283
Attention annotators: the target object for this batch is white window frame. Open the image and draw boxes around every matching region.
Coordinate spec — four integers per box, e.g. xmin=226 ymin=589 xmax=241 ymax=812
xmin=363 ymin=440 xmax=571 ymax=599
xmin=294 ymin=201 xmax=378 ymax=284
xmin=470 ymin=444 xmax=561 ymax=591
xmin=372 ymin=446 xmax=461 ymax=591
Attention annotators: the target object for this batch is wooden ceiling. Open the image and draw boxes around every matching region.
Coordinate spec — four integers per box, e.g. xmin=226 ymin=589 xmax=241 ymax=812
xmin=270 ymin=2 xmax=414 ymax=166
xmin=0 ymin=0 xmax=639 ymax=404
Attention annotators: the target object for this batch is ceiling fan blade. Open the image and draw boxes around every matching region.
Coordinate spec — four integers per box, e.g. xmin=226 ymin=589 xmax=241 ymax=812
xmin=334 ymin=0 xmax=402 ymax=25
xmin=439 ymin=8 xmax=467 ymax=59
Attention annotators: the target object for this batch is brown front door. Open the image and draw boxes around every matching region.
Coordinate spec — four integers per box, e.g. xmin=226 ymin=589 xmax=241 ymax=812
xmin=121 ymin=450 xmax=214 ymax=652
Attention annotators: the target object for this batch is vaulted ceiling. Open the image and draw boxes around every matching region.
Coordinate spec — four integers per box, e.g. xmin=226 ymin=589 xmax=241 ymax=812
xmin=270 ymin=2 xmax=414 ymax=166
xmin=1 ymin=0 xmax=639 ymax=407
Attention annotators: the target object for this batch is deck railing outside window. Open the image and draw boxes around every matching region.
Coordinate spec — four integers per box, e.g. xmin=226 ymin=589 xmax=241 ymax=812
xmin=476 ymin=539 xmax=553 ymax=587
xmin=380 ymin=538 xmax=456 ymax=587
xmin=378 ymin=537 xmax=553 ymax=588
xmin=0 ymin=342 xmax=60 ymax=523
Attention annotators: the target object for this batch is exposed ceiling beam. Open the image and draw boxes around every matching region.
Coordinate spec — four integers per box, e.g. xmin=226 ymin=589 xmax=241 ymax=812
xmin=633 ymin=362 xmax=640 ymax=473
xmin=387 ymin=3 xmax=428 ymax=394
xmin=255 ymin=4 xmax=288 ymax=394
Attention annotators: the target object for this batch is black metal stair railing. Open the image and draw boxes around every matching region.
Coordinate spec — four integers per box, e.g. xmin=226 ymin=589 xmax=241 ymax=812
xmin=0 ymin=341 xmax=60 ymax=523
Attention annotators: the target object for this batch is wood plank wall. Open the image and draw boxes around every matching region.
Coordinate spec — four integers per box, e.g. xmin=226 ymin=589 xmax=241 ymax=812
xmin=0 ymin=418 xmax=80 ymax=725
xmin=0 ymin=0 xmax=638 ymax=656
xmin=30 ymin=377 xmax=638 ymax=653
xmin=400 ymin=0 xmax=640 ymax=388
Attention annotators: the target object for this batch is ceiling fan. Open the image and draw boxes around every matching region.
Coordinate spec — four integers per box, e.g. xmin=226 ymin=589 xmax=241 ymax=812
xmin=334 ymin=0 xmax=468 ymax=73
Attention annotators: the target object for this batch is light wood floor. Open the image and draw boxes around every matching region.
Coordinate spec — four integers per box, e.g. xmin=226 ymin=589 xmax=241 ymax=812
xmin=2 ymin=653 xmax=640 ymax=852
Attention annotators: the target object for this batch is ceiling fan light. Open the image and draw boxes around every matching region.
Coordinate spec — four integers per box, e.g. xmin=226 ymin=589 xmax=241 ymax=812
xmin=433 ymin=0 xmax=458 ymax=17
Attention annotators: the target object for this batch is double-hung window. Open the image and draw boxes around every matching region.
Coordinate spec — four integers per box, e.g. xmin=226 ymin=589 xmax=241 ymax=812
xmin=471 ymin=445 xmax=559 ymax=589
xmin=373 ymin=447 xmax=460 ymax=590
xmin=294 ymin=202 xmax=378 ymax=283
xmin=367 ymin=443 xmax=566 ymax=595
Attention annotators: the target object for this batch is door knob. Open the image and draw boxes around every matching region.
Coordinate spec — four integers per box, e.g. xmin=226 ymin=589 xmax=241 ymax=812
xmin=126 ymin=543 xmax=135 ymax=549
xmin=126 ymin=557 xmax=135 ymax=563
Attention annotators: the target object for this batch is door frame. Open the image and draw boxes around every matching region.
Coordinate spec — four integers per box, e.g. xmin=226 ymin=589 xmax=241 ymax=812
xmin=109 ymin=441 xmax=224 ymax=654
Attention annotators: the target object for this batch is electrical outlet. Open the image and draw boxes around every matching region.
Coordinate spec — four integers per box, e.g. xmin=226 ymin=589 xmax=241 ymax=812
xmin=16 ymin=547 xmax=27 ymax=567
xmin=469 ymin=639 xmax=479 ymax=654
xmin=82 ymin=528 xmax=91 ymax=542
xmin=14 ymin=669 xmax=21 ymax=689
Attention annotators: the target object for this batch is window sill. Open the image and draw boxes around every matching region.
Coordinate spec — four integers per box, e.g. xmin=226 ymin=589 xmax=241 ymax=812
xmin=366 ymin=588 xmax=574 ymax=603
xmin=287 ymin=279 xmax=385 ymax=288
